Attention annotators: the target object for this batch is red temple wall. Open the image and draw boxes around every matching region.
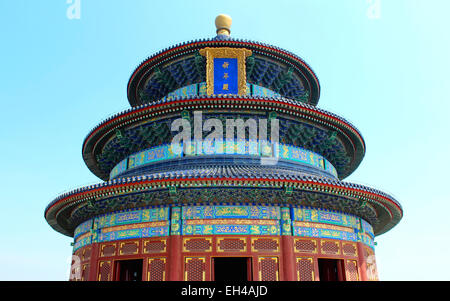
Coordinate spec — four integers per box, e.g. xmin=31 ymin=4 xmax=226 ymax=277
xmin=70 ymin=235 xmax=377 ymax=281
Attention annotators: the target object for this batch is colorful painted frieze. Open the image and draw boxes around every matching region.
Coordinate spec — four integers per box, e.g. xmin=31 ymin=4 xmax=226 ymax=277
xmin=166 ymin=84 xmax=198 ymax=100
xmin=360 ymin=233 xmax=375 ymax=249
xmin=182 ymin=219 xmax=280 ymax=235
xmin=292 ymin=207 xmax=360 ymax=230
xmin=160 ymin=82 xmax=280 ymax=100
xmin=96 ymin=221 xmax=169 ymax=243
xmin=182 ymin=205 xmax=281 ymax=220
xmin=109 ymin=158 xmax=128 ymax=179
xmin=324 ymin=158 xmax=338 ymax=177
xmin=74 ymin=219 xmax=93 ymax=239
xmin=252 ymin=84 xmax=281 ymax=98
xmin=198 ymin=82 xmax=207 ymax=96
xmin=110 ymin=142 xmax=339 ymax=179
xmin=361 ymin=219 xmax=375 ymax=238
xmin=72 ymin=205 xmax=375 ymax=248
xmin=95 ymin=207 xmax=169 ymax=229
xmin=279 ymin=144 xmax=322 ymax=168
xmin=170 ymin=207 xmax=182 ymax=235
xmin=73 ymin=235 xmax=92 ymax=251
xmin=281 ymin=207 xmax=292 ymax=235
xmin=128 ymin=144 xmax=180 ymax=170
xmin=293 ymin=224 xmax=358 ymax=242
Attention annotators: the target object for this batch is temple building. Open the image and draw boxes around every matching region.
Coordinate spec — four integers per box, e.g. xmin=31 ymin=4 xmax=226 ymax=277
xmin=45 ymin=15 xmax=402 ymax=281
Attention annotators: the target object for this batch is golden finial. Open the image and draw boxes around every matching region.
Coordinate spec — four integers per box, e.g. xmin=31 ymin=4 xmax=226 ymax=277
xmin=215 ymin=14 xmax=232 ymax=36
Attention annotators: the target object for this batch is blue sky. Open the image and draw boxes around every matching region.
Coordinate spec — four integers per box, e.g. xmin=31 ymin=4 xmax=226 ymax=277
xmin=0 ymin=0 xmax=449 ymax=280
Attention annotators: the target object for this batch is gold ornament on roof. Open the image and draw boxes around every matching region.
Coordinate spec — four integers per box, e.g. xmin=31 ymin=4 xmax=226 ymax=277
xmin=215 ymin=14 xmax=232 ymax=36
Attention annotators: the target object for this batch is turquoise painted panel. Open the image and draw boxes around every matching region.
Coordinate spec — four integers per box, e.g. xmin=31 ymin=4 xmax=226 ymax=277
xmin=281 ymin=207 xmax=292 ymax=236
xmin=198 ymin=82 xmax=207 ymax=96
xmin=71 ymin=205 xmax=375 ymax=250
xmin=95 ymin=207 xmax=169 ymax=229
xmin=252 ymin=85 xmax=281 ymax=98
xmin=291 ymin=207 xmax=375 ymax=249
xmin=96 ymin=225 xmax=169 ymax=243
xmin=170 ymin=207 xmax=182 ymax=235
xmin=167 ymin=83 xmax=198 ymax=100
xmin=360 ymin=233 xmax=375 ymax=248
xmin=74 ymin=219 xmax=93 ymax=239
xmin=280 ymin=144 xmax=319 ymax=167
xmin=128 ymin=144 xmax=180 ymax=170
xmin=161 ymin=82 xmax=279 ymax=100
xmin=110 ymin=141 xmax=339 ymax=179
xmin=361 ymin=219 xmax=375 ymax=238
xmin=109 ymin=158 xmax=128 ymax=179
xmin=111 ymin=139 xmax=337 ymax=177
xmin=324 ymin=158 xmax=338 ymax=177
xmin=292 ymin=207 xmax=360 ymax=229
xmin=73 ymin=235 xmax=92 ymax=251
xmin=182 ymin=223 xmax=280 ymax=236
xmin=293 ymin=226 xmax=358 ymax=242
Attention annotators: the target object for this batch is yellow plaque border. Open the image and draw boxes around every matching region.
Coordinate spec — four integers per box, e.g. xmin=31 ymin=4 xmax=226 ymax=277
xmin=199 ymin=47 xmax=252 ymax=96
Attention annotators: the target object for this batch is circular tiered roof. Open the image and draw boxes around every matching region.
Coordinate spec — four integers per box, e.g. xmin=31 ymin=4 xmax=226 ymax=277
xmin=82 ymin=95 xmax=365 ymax=181
xmin=44 ymin=166 xmax=402 ymax=238
xmin=127 ymin=37 xmax=321 ymax=107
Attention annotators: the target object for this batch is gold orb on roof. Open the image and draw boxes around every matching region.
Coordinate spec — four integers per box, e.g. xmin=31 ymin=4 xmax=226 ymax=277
xmin=215 ymin=14 xmax=232 ymax=36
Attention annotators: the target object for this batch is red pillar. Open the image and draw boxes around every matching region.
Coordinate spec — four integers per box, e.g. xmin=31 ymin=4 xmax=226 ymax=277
xmin=281 ymin=236 xmax=296 ymax=281
xmin=356 ymin=242 xmax=368 ymax=281
xmin=337 ymin=259 xmax=346 ymax=281
xmin=168 ymin=235 xmax=182 ymax=281
xmin=88 ymin=243 xmax=99 ymax=281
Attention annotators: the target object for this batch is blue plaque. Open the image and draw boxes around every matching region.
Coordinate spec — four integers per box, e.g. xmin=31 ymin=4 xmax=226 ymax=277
xmin=213 ymin=58 xmax=238 ymax=94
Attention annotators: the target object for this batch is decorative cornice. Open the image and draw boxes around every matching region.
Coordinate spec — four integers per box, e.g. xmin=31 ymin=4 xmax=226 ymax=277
xmin=82 ymin=95 xmax=365 ymax=180
xmin=126 ymin=38 xmax=321 ymax=106
xmin=45 ymin=171 xmax=402 ymax=238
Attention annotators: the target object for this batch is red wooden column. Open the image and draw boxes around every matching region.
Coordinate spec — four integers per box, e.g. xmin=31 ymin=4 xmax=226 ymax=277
xmin=88 ymin=243 xmax=100 ymax=281
xmin=168 ymin=235 xmax=182 ymax=280
xmin=281 ymin=207 xmax=296 ymax=281
xmin=337 ymin=259 xmax=346 ymax=281
xmin=281 ymin=236 xmax=296 ymax=281
xmin=168 ymin=206 xmax=183 ymax=281
xmin=356 ymin=242 xmax=368 ymax=281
